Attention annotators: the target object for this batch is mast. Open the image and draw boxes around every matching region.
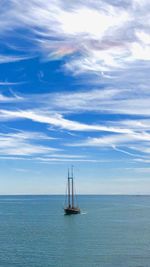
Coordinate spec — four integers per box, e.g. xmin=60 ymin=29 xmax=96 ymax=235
xmin=71 ymin=166 xmax=74 ymax=208
xmin=64 ymin=166 xmax=80 ymax=214
xmin=68 ymin=169 xmax=71 ymax=208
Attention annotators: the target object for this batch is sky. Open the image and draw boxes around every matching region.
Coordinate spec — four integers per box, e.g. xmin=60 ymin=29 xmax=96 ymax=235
xmin=0 ymin=0 xmax=150 ymax=194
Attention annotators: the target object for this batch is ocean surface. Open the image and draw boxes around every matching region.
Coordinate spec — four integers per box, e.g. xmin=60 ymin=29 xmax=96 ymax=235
xmin=0 ymin=195 xmax=150 ymax=267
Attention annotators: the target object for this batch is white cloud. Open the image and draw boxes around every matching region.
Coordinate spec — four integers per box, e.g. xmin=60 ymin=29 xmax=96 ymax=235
xmin=14 ymin=87 xmax=149 ymax=117
xmin=2 ymin=90 xmax=150 ymax=159
xmin=1 ymin=107 xmax=150 ymax=158
xmin=51 ymin=88 xmax=123 ymax=110
xmin=5 ymin=85 xmax=150 ymax=119
xmin=0 ymin=0 xmax=149 ymax=74
xmin=134 ymin=158 xmax=150 ymax=163
xmin=112 ymin=146 xmax=145 ymax=158
xmin=51 ymin=88 xmax=150 ymax=116
xmin=58 ymin=6 xmax=129 ymax=38
xmin=0 ymin=109 xmax=134 ymax=134
xmin=0 ymin=81 xmax=22 ymax=85
xmin=130 ymin=42 xmax=150 ymax=61
xmin=69 ymin=131 xmax=150 ymax=157
xmin=2 ymin=131 xmax=55 ymax=140
xmin=0 ymin=130 xmax=58 ymax=156
xmin=0 ymin=140 xmax=54 ymax=156
xmin=0 ymin=54 xmax=31 ymax=63
xmin=36 ymin=157 xmax=108 ymax=163
xmin=71 ymin=134 xmax=133 ymax=147
xmin=0 ymin=0 xmax=150 ymax=164
xmin=0 ymin=93 xmax=23 ymax=102
xmin=0 ymin=154 xmax=108 ymax=163
xmin=136 ymin=31 xmax=150 ymax=45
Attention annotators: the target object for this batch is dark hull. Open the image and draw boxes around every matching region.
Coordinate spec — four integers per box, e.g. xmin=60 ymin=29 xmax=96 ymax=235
xmin=64 ymin=207 xmax=80 ymax=215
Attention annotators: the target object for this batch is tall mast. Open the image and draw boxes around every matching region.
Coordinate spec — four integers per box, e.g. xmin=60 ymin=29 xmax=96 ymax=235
xmin=64 ymin=166 xmax=80 ymax=214
xmin=68 ymin=169 xmax=71 ymax=208
xmin=71 ymin=166 xmax=74 ymax=208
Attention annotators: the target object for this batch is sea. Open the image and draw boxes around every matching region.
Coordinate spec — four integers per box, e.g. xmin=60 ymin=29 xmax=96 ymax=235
xmin=0 ymin=195 xmax=150 ymax=267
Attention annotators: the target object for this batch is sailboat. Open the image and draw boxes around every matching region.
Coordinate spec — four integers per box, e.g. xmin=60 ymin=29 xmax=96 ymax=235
xmin=64 ymin=167 xmax=80 ymax=215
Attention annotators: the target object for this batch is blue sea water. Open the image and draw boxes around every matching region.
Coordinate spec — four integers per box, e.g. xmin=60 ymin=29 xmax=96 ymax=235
xmin=0 ymin=195 xmax=150 ymax=267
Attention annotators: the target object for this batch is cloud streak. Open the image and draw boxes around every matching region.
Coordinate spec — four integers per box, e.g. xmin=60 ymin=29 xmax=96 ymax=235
xmin=0 ymin=54 xmax=32 ymax=64
xmin=1 ymin=107 xmax=150 ymax=160
xmin=48 ymin=87 xmax=150 ymax=116
xmin=12 ymin=87 xmax=150 ymax=117
xmin=0 ymin=130 xmax=58 ymax=156
xmin=0 ymin=109 xmax=134 ymax=134
xmin=0 ymin=0 xmax=150 ymax=74
xmin=69 ymin=131 xmax=150 ymax=158
xmin=0 ymin=93 xmax=23 ymax=103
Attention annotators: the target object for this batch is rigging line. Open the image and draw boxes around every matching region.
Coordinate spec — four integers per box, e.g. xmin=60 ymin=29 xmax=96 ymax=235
xmin=74 ymin=184 xmax=79 ymax=207
xmin=63 ymin=180 xmax=68 ymax=207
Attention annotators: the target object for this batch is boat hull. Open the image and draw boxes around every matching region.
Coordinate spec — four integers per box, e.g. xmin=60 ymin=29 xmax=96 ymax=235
xmin=64 ymin=207 xmax=80 ymax=215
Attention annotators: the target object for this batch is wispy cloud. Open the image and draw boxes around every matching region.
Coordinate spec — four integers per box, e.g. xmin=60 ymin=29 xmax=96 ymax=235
xmin=0 ymin=81 xmax=23 ymax=85
xmin=0 ymin=153 xmax=106 ymax=163
xmin=0 ymin=0 xmax=150 ymax=74
xmin=0 ymin=0 xmax=150 ymax=169
xmin=0 ymin=130 xmax=58 ymax=156
xmin=0 ymin=1 xmax=150 ymax=120
xmin=0 ymin=109 xmax=134 ymax=134
xmin=47 ymin=87 xmax=150 ymax=116
xmin=36 ymin=157 xmax=108 ymax=163
xmin=69 ymin=131 xmax=150 ymax=158
xmin=1 ymin=130 xmax=55 ymax=140
xmin=1 ymin=107 xmax=150 ymax=158
xmin=0 ymin=93 xmax=23 ymax=102
xmin=0 ymin=54 xmax=32 ymax=63
xmin=13 ymin=87 xmax=150 ymax=117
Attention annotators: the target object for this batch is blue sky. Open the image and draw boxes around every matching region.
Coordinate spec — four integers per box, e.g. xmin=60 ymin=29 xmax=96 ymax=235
xmin=0 ymin=0 xmax=150 ymax=194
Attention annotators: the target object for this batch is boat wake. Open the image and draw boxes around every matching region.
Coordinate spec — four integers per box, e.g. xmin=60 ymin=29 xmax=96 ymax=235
xmin=81 ymin=211 xmax=87 ymax=215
